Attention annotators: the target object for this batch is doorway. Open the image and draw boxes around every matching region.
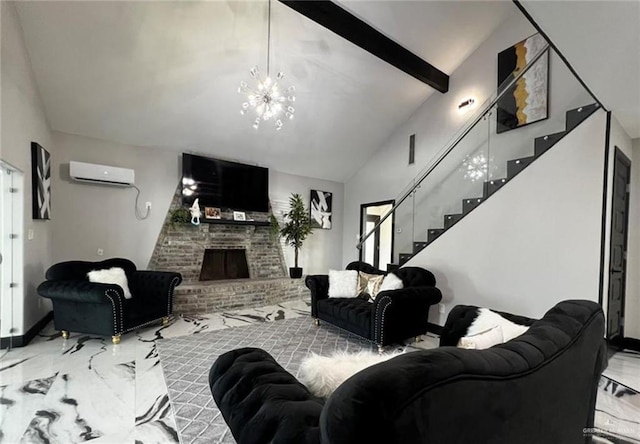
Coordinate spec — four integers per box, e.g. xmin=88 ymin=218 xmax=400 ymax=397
xmin=359 ymin=200 xmax=394 ymax=271
xmin=607 ymin=148 xmax=631 ymax=342
xmin=0 ymin=161 xmax=24 ymax=352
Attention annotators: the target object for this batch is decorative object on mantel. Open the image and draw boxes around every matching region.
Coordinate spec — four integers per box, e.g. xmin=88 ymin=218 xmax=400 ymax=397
xmin=497 ymin=33 xmax=548 ymax=133
xmin=237 ymin=0 xmax=296 ymax=130
xmin=280 ymin=193 xmax=312 ymax=278
xmin=189 ymin=198 xmax=201 ymax=225
xmin=31 ymin=142 xmax=51 ymax=220
xmin=205 ymin=207 xmax=221 ymax=220
xmin=169 ymin=207 xmax=191 ymax=228
xmin=233 ymin=211 xmax=246 ymax=221
xmin=310 ymin=189 xmax=332 ymax=230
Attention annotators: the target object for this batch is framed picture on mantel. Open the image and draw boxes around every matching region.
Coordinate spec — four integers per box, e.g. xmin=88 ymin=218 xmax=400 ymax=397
xmin=310 ymin=189 xmax=332 ymax=230
xmin=233 ymin=211 xmax=246 ymax=221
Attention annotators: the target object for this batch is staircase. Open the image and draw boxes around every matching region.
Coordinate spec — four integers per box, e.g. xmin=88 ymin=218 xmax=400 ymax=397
xmin=393 ymin=103 xmax=600 ymax=268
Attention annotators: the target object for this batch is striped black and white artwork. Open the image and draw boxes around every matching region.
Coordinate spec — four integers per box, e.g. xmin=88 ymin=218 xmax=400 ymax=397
xmin=31 ymin=142 xmax=51 ymax=220
xmin=310 ymin=189 xmax=332 ymax=229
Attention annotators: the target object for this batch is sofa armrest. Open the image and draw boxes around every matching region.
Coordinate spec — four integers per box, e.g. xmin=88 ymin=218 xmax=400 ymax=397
xmin=129 ymin=271 xmax=182 ymax=304
xmin=38 ymin=280 xmax=125 ymax=304
xmin=305 ymin=275 xmax=329 ymax=317
xmin=372 ymin=286 xmax=442 ymax=345
xmin=439 ymin=305 xmax=537 ymax=347
xmin=210 ymin=348 xmax=322 ymax=444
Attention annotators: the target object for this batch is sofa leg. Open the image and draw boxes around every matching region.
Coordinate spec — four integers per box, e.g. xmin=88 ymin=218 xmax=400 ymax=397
xmin=313 ymin=318 xmax=320 ymax=326
xmin=162 ymin=316 xmax=170 ymax=326
xmin=61 ymin=330 xmax=69 ymax=340
xmin=112 ymin=335 xmax=121 ymax=345
xmin=415 ymin=336 xmax=422 ymax=343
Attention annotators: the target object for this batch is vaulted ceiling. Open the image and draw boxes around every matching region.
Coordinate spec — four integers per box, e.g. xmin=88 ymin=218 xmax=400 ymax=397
xmin=14 ymin=1 xmax=515 ymax=182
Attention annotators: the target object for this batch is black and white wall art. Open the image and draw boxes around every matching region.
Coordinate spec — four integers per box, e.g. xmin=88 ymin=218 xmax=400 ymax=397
xmin=31 ymin=142 xmax=51 ymax=220
xmin=497 ymin=33 xmax=548 ymax=134
xmin=310 ymin=190 xmax=332 ymax=229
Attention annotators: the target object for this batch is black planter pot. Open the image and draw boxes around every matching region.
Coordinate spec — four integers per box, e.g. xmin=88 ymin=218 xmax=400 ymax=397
xmin=289 ymin=267 xmax=303 ymax=279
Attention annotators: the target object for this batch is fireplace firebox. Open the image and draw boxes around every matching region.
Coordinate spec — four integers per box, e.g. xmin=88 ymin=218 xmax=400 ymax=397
xmin=199 ymin=249 xmax=250 ymax=281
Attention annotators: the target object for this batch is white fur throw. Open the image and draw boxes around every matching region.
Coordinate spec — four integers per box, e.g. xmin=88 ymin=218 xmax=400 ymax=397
xmin=465 ymin=308 xmax=529 ymax=343
xmin=87 ymin=267 xmax=133 ymax=299
xmin=298 ymin=350 xmax=403 ymax=398
xmin=328 ymin=270 xmax=358 ymax=298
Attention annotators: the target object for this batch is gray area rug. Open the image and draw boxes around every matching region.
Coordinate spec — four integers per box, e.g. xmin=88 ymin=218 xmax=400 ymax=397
xmin=157 ymin=317 xmax=379 ymax=444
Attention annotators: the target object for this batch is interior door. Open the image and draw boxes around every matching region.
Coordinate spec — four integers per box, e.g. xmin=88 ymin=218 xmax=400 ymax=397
xmin=359 ymin=200 xmax=395 ymax=271
xmin=607 ymin=148 xmax=631 ymax=342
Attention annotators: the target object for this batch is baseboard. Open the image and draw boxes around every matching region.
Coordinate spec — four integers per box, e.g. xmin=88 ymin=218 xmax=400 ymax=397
xmin=622 ymin=337 xmax=640 ymax=353
xmin=0 ymin=311 xmax=53 ymax=349
xmin=427 ymin=322 xmax=443 ymax=336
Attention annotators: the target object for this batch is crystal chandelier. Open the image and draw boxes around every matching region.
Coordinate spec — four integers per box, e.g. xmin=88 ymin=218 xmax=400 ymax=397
xmin=238 ymin=0 xmax=295 ymax=130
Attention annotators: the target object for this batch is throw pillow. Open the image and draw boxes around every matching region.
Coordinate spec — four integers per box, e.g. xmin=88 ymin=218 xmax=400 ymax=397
xmin=87 ymin=267 xmax=133 ymax=299
xmin=466 ymin=308 xmax=529 ymax=342
xmin=458 ymin=325 xmax=504 ymax=350
xmin=328 ymin=270 xmax=358 ymax=298
xmin=379 ymin=273 xmax=404 ymax=293
xmin=299 ymin=350 xmax=404 ymax=398
xmin=366 ymin=275 xmax=385 ymax=300
xmin=356 ymin=271 xmax=380 ymax=294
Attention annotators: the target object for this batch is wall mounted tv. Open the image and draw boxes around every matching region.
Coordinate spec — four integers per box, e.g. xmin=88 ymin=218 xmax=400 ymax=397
xmin=182 ymin=153 xmax=269 ymax=212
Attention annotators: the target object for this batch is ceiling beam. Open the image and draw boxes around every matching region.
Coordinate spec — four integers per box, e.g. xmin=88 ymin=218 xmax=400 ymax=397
xmin=279 ymin=0 xmax=449 ymax=93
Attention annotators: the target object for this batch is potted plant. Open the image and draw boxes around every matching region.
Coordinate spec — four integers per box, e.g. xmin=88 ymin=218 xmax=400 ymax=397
xmin=280 ymin=193 xmax=312 ymax=278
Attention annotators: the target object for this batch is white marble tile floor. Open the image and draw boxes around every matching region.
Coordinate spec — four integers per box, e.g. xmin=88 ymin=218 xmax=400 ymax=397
xmin=1 ymin=298 xmax=638 ymax=444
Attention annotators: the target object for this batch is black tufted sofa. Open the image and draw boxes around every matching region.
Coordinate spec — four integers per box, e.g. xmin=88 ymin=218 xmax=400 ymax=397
xmin=38 ymin=258 xmax=182 ymax=343
xmin=305 ymin=261 xmax=442 ymax=347
xmin=209 ymin=300 xmax=607 ymax=444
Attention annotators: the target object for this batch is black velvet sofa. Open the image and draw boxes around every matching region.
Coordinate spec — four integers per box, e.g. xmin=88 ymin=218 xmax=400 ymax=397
xmin=38 ymin=258 xmax=182 ymax=344
xmin=210 ymin=300 xmax=607 ymax=444
xmin=305 ymin=261 xmax=442 ymax=348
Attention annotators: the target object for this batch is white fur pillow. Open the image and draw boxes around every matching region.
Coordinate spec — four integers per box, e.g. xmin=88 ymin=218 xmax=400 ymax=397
xmin=87 ymin=267 xmax=133 ymax=299
xmin=298 ymin=350 xmax=404 ymax=398
xmin=379 ymin=273 xmax=404 ymax=293
xmin=458 ymin=325 xmax=504 ymax=349
xmin=328 ymin=270 xmax=358 ymax=298
xmin=466 ymin=308 xmax=529 ymax=342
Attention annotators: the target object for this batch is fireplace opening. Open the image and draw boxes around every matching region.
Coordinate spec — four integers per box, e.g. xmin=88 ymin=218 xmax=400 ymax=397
xmin=199 ymin=249 xmax=250 ymax=281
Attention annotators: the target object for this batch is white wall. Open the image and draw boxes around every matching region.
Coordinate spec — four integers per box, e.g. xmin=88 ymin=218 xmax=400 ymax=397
xmin=406 ymin=110 xmax=607 ymax=325
xmin=51 ymin=132 xmax=344 ymax=274
xmin=1 ymin=1 xmax=53 ymax=336
xmin=342 ymin=10 xmax=593 ymax=264
xmin=625 ymin=137 xmax=640 ymax=339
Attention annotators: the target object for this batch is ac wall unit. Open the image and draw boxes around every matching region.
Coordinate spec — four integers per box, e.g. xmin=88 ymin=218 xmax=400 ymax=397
xmin=69 ymin=161 xmax=135 ymax=186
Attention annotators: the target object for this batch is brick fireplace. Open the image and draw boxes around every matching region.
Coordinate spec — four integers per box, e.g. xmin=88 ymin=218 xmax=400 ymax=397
xmin=149 ymin=186 xmax=309 ymax=314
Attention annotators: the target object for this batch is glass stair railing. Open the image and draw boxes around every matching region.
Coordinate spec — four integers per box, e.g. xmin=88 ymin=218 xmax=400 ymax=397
xmin=357 ymin=38 xmax=602 ymax=269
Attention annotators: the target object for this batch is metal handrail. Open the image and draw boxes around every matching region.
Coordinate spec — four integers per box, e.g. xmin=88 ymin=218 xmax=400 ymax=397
xmin=357 ymin=44 xmax=550 ymax=249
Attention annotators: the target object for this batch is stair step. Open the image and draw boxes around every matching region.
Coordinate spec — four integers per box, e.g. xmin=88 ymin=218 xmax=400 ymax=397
xmin=507 ymin=156 xmax=535 ymax=179
xmin=483 ymin=178 xmax=508 ymax=198
xmin=463 ymin=197 xmax=484 ymax=214
xmin=534 ymin=131 xmax=566 ymax=157
xmin=444 ymin=213 xmax=463 ymax=229
xmin=566 ymin=104 xmax=599 ymax=131
xmin=413 ymin=241 xmax=428 ymax=254
xmin=398 ymin=254 xmax=412 ymax=266
xmin=427 ymin=229 xmax=444 ymax=244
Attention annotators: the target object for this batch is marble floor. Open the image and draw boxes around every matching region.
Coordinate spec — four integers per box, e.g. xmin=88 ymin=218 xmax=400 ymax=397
xmin=0 ymin=299 xmax=638 ymax=444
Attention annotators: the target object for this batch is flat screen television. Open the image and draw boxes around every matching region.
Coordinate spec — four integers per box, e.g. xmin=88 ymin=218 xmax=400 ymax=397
xmin=182 ymin=153 xmax=269 ymax=212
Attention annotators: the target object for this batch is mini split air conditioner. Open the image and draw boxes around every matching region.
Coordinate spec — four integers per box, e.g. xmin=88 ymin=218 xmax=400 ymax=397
xmin=69 ymin=161 xmax=135 ymax=186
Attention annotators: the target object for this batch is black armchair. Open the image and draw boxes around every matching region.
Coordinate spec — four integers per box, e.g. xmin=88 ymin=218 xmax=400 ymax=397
xmin=305 ymin=261 xmax=442 ymax=348
xmin=38 ymin=258 xmax=182 ymax=343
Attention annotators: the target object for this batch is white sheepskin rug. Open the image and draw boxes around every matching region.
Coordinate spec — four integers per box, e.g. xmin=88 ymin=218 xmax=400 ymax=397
xmin=298 ymin=350 xmax=404 ymax=398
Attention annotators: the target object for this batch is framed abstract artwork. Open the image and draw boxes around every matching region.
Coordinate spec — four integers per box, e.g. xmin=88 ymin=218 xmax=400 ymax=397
xmin=310 ymin=189 xmax=332 ymax=230
xmin=497 ymin=33 xmax=549 ymax=134
xmin=31 ymin=142 xmax=51 ymax=220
